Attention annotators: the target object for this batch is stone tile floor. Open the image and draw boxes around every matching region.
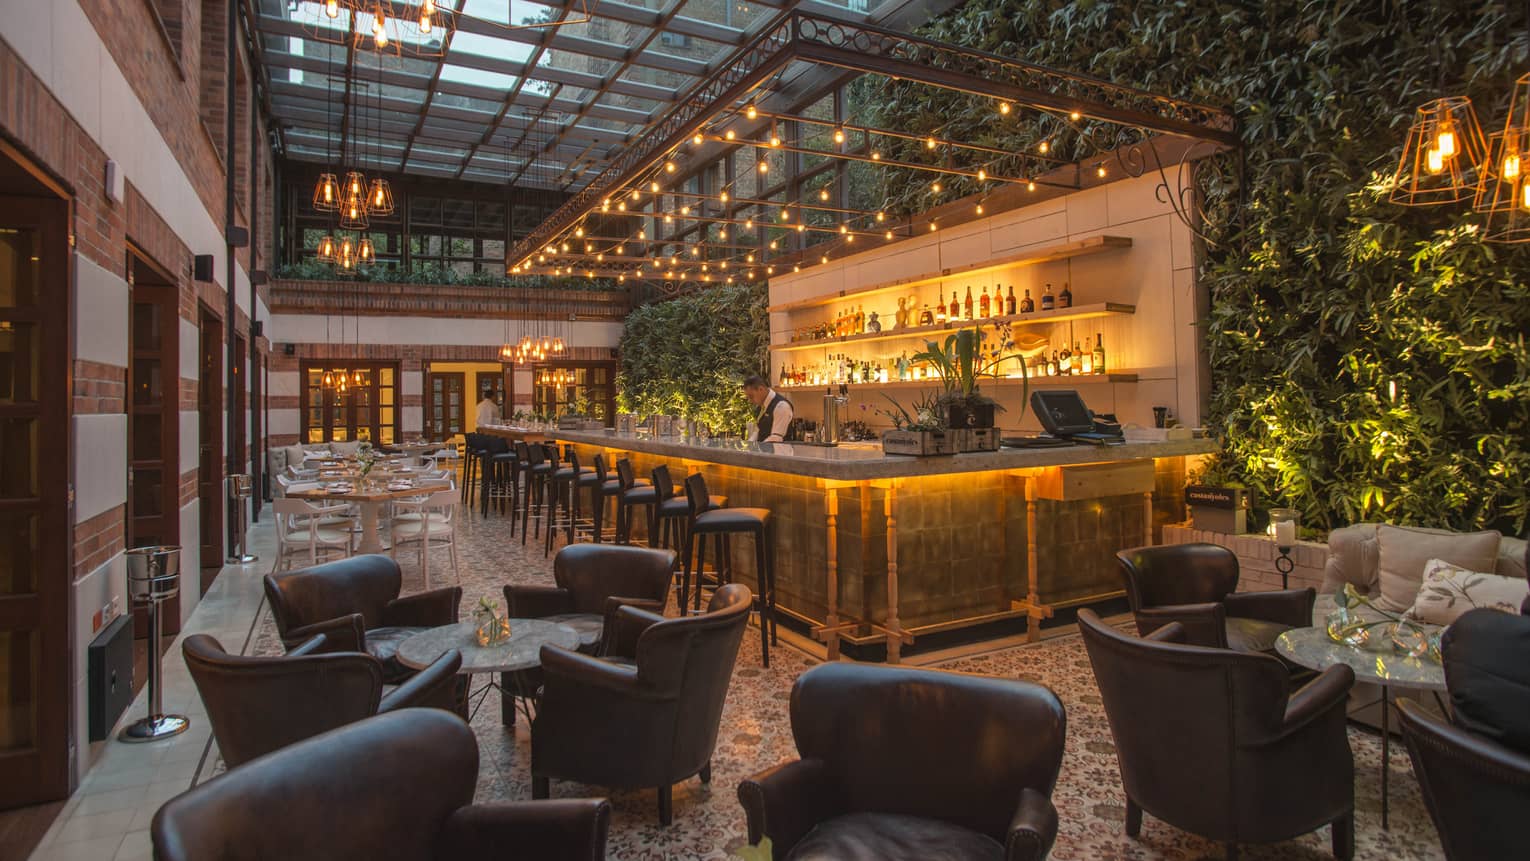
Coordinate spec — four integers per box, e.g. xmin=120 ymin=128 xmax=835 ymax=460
xmin=33 ymin=503 xmax=1445 ymax=860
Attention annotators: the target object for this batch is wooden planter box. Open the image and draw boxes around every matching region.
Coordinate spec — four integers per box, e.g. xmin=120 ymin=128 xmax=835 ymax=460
xmin=960 ymin=428 xmax=1003 ymax=452
xmin=882 ymin=429 xmax=958 ymax=456
xmin=946 ymin=401 xmax=996 ymax=429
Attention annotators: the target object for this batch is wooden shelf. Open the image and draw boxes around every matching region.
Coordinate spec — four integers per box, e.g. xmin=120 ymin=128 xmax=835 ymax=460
xmin=770 ymin=302 xmax=1135 ymax=353
xmin=777 ymin=372 xmax=1139 ymax=392
xmin=768 ymin=235 xmax=1133 ymax=314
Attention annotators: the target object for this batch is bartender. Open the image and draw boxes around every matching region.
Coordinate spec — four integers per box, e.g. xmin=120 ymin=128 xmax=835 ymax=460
xmin=743 ymin=374 xmax=794 ymax=443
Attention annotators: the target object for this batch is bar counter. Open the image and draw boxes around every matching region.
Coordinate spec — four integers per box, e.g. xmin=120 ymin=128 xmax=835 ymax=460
xmin=528 ymin=427 xmax=1217 ymax=661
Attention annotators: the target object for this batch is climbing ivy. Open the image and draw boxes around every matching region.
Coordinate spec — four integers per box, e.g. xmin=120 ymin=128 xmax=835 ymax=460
xmin=857 ymin=0 xmax=1530 ymax=533
xmin=616 ymin=283 xmax=771 ymax=433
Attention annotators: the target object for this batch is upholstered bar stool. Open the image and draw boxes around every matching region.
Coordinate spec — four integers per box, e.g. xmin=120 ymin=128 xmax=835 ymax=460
xmin=544 ymin=448 xmax=595 ymax=557
xmin=680 ymin=472 xmax=777 ymax=666
xmin=459 ymin=432 xmax=484 ymax=508
xmin=520 ymin=442 xmax=551 ymax=546
xmin=477 ymin=436 xmax=512 ymax=519
xmin=614 ymin=458 xmax=658 ymax=545
xmin=652 ymin=464 xmax=724 ymax=559
xmin=587 ymin=454 xmax=628 ymax=543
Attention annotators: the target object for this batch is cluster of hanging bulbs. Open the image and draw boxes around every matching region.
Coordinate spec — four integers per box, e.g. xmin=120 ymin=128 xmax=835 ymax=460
xmin=536 ymin=368 xmax=576 ymax=387
xmin=1392 ymin=73 xmax=1530 ymax=242
xmin=321 ymin=0 xmax=441 ymax=41
xmin=319 ymin=366 xmax=369 ymax=392
xmin=499 ymin=333 xmax=566 ymax=364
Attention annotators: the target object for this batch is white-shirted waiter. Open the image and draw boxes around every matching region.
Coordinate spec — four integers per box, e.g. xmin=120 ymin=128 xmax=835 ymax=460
xmin=743 ymin=375 xmax=794 ymax=443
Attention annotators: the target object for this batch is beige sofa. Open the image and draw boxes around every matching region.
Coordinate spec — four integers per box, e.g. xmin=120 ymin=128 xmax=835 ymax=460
xmin=1322 ymin=523 xmax=1527 ymax=611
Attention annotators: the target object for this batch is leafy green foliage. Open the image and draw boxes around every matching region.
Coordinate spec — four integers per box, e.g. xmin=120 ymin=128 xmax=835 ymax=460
xmin=868 ymin=0 xmax=1529 ymax=533
xmin=616 ymin=283 xmax=770 ymax=432
xmin=274 ymin=260 xmax=625 ymax=291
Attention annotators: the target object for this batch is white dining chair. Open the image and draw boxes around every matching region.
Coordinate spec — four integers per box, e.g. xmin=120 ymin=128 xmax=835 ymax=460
xmin=272 ymin=497 xmax=354 ymax=571
xmin=389 ymin=488 xmax=459 ymax=589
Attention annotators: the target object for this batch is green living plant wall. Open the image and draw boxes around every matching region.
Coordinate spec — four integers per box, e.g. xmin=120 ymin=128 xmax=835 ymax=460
xmin=617 ymin=282 xmax=771 ymax=433
xmin=863 ymin=0 xmax=1530 ymax=533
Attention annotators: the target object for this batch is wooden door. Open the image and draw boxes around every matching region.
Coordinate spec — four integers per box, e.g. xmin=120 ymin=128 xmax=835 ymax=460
xmin=126 ymin=251 xmax=180 ymax=630
xmin=0 ymin=195 xmax=71 ymax=807
xmin=197 ymin=309 xmax=223 ymax=582
xmin=427 ymin=372 xmax=464 ymax=440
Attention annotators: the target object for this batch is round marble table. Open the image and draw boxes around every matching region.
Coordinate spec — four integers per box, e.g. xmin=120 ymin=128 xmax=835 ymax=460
xmin=1276 ymin=626 xmax=1446 ymax=829
xmin=397 ymin=620 xmax=580 ymax=725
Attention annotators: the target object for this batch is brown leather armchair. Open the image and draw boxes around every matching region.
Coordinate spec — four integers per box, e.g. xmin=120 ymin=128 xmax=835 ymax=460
xmin=264 ymin=554 xmax=461 ymax=682
xmin=531 ymin=582 xmax=752 ymax=825
xmin=1117 ymin=543 xmax=1315 ymax=655
xmin=183 ymin=633 xmax=462 ymax=768
xmin=152 ymin=709 xmax=610 ymax=861
xmin=1396 ymin=607 xmax=1530 ymax=861
xmin=504 ymin=543 xmax=676 ymax=653
xmin=1078 ymin=609 xmax=1354 ymax=861
xmin=738 ymin=663 xmax=1065 ymax=861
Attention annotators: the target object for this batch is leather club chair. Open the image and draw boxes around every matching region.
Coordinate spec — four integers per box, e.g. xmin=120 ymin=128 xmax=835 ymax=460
xmin=183 ymin=632 xmax=462 ymax=769
xmin=1077 ymin=609 xmax=1354 ymax=860
xmin=738 ymin=662 xmax=1066 ymax=861
xmin=504 ymin=542 xmax=676 ymax=654
xmin=1117 ymin=543 xmax=1315 ymax=655
xmin=264 ymin=554 xmax=461 ymax=683
xmin=531 ymin=582 xmax=752 ymax=826
xmin=152 ymin=709 xmax=611 ymax=861
xmin=1396 ymin=608 xmax=1530 ymax=861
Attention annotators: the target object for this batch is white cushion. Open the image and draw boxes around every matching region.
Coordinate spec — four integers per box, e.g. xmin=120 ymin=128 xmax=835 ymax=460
xmin=330 ymin=440 xmax=361 ymax=457
xmin=1376 ymin=524 xmax=1501 ymax=612
xmin=284 ymin=445 xmax=308 ymax=468
xmin=1409 ymin=558 xmax=1528 ymax=625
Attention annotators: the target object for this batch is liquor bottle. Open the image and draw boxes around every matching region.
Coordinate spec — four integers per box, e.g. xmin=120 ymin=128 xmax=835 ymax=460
xmin=963 ymin=286 xmax=974 ymax=319
xmin=919 ymin=303 xmax=935 ymax=326
xmin=1048 ymin=351 xmax=1059 ymax=376
xmin=779 ymin=363 xmax=788 ymax=387
xmin=1059 ymin=282 xmax=1073 ymax=309
xmin=1020 ymin=289 xmax=1034 ymax=313
xmin=948 ymin=291 xmax=959 ymax=320
xmin=855 ymin=305 xmax=866 ymax=334
xmin=862 ymin=360 xmax=872 ymax=383
xmin=1073 ymin=340 xmax=1084 ymax=374
xmin=1005 ymin=285 xmax=1017 ymax=316
xmin=979 ymin=285 xmax=991 ymax=318
xmin=1058 ymin=343 xmax=1072 ymax=376
xmin=1041 ymin=283 xmax=1055 ymax=311
xmin=1092 ymin=333 xmax=1106 ymax=375
xmin=934 ymin=300 xmax=947 ymax=324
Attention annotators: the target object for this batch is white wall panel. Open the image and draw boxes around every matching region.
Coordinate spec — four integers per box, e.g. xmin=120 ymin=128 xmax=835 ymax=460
xmin=269 ymin=408 xmax=298 ymax=437
xmin=73 ymin=414 xmax=127 ymax=524
xmin=268 ymin=371 xmax=300 ymax=399
xmin=74 ymin=254 xmax=129 ymax=368
xmin=179 ymin=319 xmax=200 ymax=381
xmin=180 ymin=410 xmax=199 ymax=474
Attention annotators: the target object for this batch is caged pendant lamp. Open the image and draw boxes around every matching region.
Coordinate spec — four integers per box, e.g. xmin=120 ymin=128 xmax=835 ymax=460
xmin=1480 ymin=72 xmax=1530 ymax=242
xmin=1390 ymin=96 xmax=1490 ymax=206
xmin=315 ymin=234 xmax=338 ymax=263
xmin=313 ymin=173 xmax=341 ymax=212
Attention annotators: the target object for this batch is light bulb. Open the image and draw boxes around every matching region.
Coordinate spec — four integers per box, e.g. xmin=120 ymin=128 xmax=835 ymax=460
xmin=324 ymin=185 xmax=334 ymax=203
xmin=929 ymin=222 xmax=937 ymax=232
xmin=419 ymin=13 xmax=431 ymax=33
xmin=876 ymin=211 xmax=885 ymax=222
xmin=1039 ymin=141 xmax=1050 ymax=154
xmin=780 ymin=209 xmax=789 ymax=221
xmin=839 ymin=224 xmax=847 ymax=234
xmin=725 ymin=130 xmax=735 ymax=141
xmin=833 ymin=127 xmax=845 ymax=144
xmin=769 ymin=133 xmax=781 ymax=147
xmin=1027 ymin=180 xmax=1037 ymax=192
xmin=1096 ymin=164 xmax=1107 ymax=178
xmin=796 ymin=223 xmax=805 ymax=232
xmin=650 ymin=180 xmax=660 ymax=192
xmin=745 ymin=218 xmax=753 ymax=229
xmin=1436 ymin=123 xmax=1457 ymax=158
xmin=999 ymin=102 xmax=1011 ymax=115
xmin=976 ymin=204 xmax=984 ymax=214
xmin=719 ymin=190 xmax=729 ymax=202
xmin=977 ymin=169 xmax=986 ymax=182
xmin=925 ymin=136 xmax=936 ymax=149
xmin=758 ymin=160 xmax=769 ymax=173
xmin=931 ymin=181 xmax=941 ymax=193
xmin=871 ymin=151 xmax=881 ymax=160
xmin=885 ymin=230 xmax=893 ymax=240
xmin=575 ymin=226 xmax=584 ymax=237
xmin=693 ymin=134 xmax=703 ymax=146
xmin=680 ymin=205 xmax=690 ymax=215
xmin=422 ymin=0 xmax=436 ymax=14
xmin=718 ymin=229 xmax=726 ymax=240
xmin=1069 ymin=110 xmax=1081 ymax=121
xmin=374 ymin=188 xmax=384 ymax=205
xmin=325 ymin=0 xmax=339 ymax=18
xmin=819 ymin=189 xmax=830 ymax=201
xmin=1426 ymin=147 xmax=1444 ymax=174
xmin=665 ymin=161 xmax=676 ymax=173
xmin=746 ymin=104 xmax=757 ymax=120
xmin=1504 ymin=153 xmax=1520 ymax=180
xmin=374 ymin=16 xmax=388 ymax=46
xmin=1520 ymin=178 xmax=1530 ymax=210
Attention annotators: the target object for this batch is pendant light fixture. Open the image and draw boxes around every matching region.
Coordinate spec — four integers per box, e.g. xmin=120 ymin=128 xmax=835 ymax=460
xmin=1481 ymin=71 xmax=1530 ymax=242
xmin=358 ymin=237 xmax=376 ymax=262
xmin=1390 ymin=96 xmax=1490 ymax=206
xmin=316 ymin=233 xmax=338 ymax=263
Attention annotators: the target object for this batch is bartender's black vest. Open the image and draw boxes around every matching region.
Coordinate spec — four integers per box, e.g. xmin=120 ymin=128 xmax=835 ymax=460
xmin=755 ymin=392 xmax=793 ymax=442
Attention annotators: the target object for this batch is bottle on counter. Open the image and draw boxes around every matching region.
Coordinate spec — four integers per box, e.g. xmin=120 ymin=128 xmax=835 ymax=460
xmin=934 ymin=300 xmax=947 ymax=324
xmin=855 ymin=305 xmax=866 ymax=334
xmin=920 ymin=303 xmax=935 ymax=326
xmin=779 ymin=363 xmax=789 ymax=387
xmin=1021 ymin=288 xmax=1034 ymax=314
xmin=1059 ymin=282 xmax=1073 ymax=309
xmin=948 ymin=291 xmax=959 ymax=320
xmin=1058 ymin=343 xmax=1072 ymax=376
xmin=1005 ymin=284 xmax=1017 ymax=316
xmin=1075 ymin=340 xmax=1087 ymax=374
xmin=1092 ymin=333 xmax=1106 ymax=375
xmin=1047 ymin=351 xmax=1059 ymax=376
xmin=1041 ymin=284 xmax=1055 ymax=311
xmin=979 ymin=285 xmax=991 ymax=318
xmin=963 ymin=285 xmax=974 ymax=319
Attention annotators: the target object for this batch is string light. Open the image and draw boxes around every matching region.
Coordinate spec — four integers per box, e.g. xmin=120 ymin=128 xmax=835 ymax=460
xmin=998 ymin=102 xmax=1011 ymax=115
xmin=1038 ymin=141 xmax=1050 ymax=154
xmin=833 ymin=126 xmax=845 ymax=144
xmin=1069 ymin=110 xmax=1081 ymax=121
xmin=693 ymin=133 xmax=703 ymax=146
xmin=925 ymin=136 xmax=937 ymax=149
xmin=876 ymin=211 xmax=885 ymax=222
xmin=746 ymin=103 xmax=758 ymax=120
xmin=725 ymin=130 xmax=736 ymax=141
xmin=758 ymin=160 xmax=769 ymax=173
xmin=884 ymin=230 xmax=893 ymax=240
xmin=931 ymin=181 xmax=941 ymax=193
xmin=977 ymin=169 xmax=986 ymax=181
xmin=665 ymin=161 xmax=677 ymax=173
xmin=871 ymin=151 xmax=881 ymax=160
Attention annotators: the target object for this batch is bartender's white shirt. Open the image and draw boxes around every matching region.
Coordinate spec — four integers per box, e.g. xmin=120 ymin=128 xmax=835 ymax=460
xmin=475 ymin=398 xmax=499 ymax=428
xmin=754 ymin=389 xmax=794 ymax=442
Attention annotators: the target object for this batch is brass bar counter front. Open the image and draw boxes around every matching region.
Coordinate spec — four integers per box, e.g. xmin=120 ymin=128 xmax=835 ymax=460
xmin=542 ymin=428 xmax=1216 ymax=662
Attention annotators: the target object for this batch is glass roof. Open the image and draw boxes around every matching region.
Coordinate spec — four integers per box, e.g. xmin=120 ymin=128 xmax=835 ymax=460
xmin=254 ymin=0 xmax=892 ymax=192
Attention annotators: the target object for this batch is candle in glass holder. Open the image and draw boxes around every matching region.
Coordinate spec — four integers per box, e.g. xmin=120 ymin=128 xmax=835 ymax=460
xmin=1273 ymin=518 xmax=1296 ymax=547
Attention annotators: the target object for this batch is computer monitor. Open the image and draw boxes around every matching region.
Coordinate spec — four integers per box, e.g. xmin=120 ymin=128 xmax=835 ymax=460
xmin=1030 ymin=390 xmax=1096 ymax=436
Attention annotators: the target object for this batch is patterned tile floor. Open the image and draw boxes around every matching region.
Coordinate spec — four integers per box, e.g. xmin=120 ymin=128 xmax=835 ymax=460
xmin=229 ymin=506 xmax=1446 ymax=861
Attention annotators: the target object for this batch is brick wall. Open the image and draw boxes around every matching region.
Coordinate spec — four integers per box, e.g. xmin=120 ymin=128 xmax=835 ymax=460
xmin=267 ymin=280 xmax=632 ymax=321
xmin=73 ymin=507 xmax=126 ymax=583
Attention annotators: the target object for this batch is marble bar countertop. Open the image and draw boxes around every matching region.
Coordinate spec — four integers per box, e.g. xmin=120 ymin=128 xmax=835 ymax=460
xmin=547 ymin=428 xmax=1218 ymax=481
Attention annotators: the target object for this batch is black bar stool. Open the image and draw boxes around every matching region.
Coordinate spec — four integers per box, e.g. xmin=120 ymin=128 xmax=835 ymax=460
xmin=614 ymin=458 xmax=657 ymax=545
xmin=588 ymin=454 xmax=623 ymax=543
xmin=482 ymin=437 xmax=516 ymax=519
xmin=680 ymin=472 xmax=777 ymax=666
xmin=519 ymin=442 xmax=550 ymax=546
xmin=460 ymin=432 xmax=483 ymax=508
xmin=652 ymin=464 xmax=724 ymax=558
xmin=544 ymin=448 xmax=594 ymax=557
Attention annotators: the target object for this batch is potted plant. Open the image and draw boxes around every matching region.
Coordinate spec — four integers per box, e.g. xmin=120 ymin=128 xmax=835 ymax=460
xmin=913 ymin=327 xmax=1028 ymax=431
xmin=877 ymin=392 xmax=958 ymax=456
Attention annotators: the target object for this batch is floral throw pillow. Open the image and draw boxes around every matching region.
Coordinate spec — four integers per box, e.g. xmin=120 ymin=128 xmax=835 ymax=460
xmin=1408 ymin=558 xmax=1528 ymax=626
